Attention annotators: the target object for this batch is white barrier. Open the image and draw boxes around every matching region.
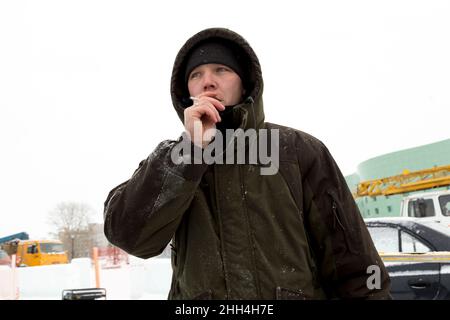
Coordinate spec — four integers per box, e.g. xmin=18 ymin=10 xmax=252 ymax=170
xmin=0 ymin=255 xmax=19 ymax=300
xmin=17 ymin=258 xmax=92 ymax=299
xmin=7 ymin=257 xmax=172 ymax=300
xmin=0 ymin=266 xmax=17 ymax=299
xmin=101 ymin=257 xmax=172 ymax=300
xmin=133 ymin=257 xmax=172 ymax=300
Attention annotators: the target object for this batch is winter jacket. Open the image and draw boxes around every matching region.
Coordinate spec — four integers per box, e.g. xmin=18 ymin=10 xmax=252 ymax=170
xmin=103 ymin=28 xmax=391 ymax=300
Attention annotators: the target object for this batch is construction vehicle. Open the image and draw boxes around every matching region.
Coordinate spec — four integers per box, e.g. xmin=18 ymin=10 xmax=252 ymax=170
xmin=0 ymin=233 xmax=68 ymax=267
xmin=400 ymin=190 xmax=450 ymax=223
xmin=0 ymin=232 xmax=29 ymax=244
xmin=355 ymin=165 xmax=450 ymax=197
xmin=354 ymin=164 xmax=450 ymax=223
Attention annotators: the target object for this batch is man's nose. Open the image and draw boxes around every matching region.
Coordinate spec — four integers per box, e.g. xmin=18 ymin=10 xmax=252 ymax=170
xmin=202 ymin=72 xmax=217 ymax=91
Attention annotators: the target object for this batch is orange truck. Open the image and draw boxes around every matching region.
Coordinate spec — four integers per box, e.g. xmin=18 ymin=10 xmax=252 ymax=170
xmin=0 ymin=233 xmax=68 ymax=267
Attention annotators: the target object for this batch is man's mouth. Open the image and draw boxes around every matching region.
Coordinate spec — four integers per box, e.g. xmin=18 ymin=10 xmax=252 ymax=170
xmin=209 ymin=96 xmax=223 ymax=103
xmin=203 ymin=92 xmax=223 ymax=103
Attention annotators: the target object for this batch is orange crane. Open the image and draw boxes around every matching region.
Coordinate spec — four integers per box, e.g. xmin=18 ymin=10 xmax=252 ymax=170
xmin=355 ymin=165 xmax=450 ymax=198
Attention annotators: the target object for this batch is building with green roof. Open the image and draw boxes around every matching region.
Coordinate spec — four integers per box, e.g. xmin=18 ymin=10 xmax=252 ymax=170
xmin=345 ymin=139 xmax=450 ymax=218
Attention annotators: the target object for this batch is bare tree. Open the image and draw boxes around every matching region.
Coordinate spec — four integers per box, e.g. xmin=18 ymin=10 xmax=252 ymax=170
xmin=47 ymin=201 xmax=95 ymax=259
xmin=48 ymin=202 xmax=94 ymax=233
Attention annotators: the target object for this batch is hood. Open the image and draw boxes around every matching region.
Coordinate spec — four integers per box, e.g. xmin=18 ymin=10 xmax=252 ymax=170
xmin=170 ymin=27 xmax=265 ymax=130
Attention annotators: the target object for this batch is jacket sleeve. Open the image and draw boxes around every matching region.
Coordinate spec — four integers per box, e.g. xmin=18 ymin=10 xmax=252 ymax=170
xmin=103 ymin=136 xmax=208 ymax=259
xmin=296 ymin=133 xmax=391 ymax=299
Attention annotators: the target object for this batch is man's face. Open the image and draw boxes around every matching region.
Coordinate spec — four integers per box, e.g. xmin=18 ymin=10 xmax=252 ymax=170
xmin=187 ymin=63 xmax=244 ymax=106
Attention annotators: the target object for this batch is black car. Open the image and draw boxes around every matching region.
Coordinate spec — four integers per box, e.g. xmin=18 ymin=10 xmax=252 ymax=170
xmin=365 ymin=217 xmax=450 ymax=300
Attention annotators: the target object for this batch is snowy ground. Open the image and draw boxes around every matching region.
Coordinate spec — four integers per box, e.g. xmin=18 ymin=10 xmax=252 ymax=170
xmin=1 ymin=257 xmax=172 ymax=300
xmin=99 ymin=259 xmax=172 ymax=300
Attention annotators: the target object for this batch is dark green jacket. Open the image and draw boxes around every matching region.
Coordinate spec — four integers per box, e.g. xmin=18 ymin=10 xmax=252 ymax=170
xmin=104 ymin=28 xmax=390 ymax=300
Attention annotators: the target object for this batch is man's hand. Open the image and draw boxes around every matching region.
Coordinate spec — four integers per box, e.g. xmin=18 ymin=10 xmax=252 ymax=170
xmin=184 ymin=93 xmax=225 ymax=148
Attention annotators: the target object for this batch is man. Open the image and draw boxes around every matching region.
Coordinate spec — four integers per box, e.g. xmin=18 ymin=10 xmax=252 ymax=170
xmin=104 ymin=27 xmax=391 ymax=299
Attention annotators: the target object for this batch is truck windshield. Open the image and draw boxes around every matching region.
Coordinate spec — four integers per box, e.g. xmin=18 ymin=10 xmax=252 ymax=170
xmin=40 ymin=243 xmax=64 ymax=253
xmin=439 ymin=194 xmax=450 ymax=217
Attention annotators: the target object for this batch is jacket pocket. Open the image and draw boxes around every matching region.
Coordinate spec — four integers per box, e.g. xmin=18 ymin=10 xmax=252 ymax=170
xmin=327 ymin=190 xmax=359 ymax=255
xmin=192 ymin=290 xmax=213 ymax=300
xmin=276 ymin=287 xmax=310 ymax=300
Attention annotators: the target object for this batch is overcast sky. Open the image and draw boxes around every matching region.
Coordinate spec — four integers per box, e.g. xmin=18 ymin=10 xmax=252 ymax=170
xmin=1 ymin=0 xmax=449 ymax=239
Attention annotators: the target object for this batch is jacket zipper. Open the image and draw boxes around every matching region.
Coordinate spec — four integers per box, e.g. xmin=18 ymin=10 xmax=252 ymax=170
xmin=239 ymin=165 xmax=262 ymax=298
xmin=214 ymin=165 xmax=230 ymax=299
xmin=332 ymin=201 xmax=346 ymax=232
xmin=328 ymin=191 xmax=358 ymax=254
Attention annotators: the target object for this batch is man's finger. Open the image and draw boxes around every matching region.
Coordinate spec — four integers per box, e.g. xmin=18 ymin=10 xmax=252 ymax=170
xmin=192 ymin=102 xmax=221 ymax=123
xmin=192 ymin=94 xmax=226 ymax=111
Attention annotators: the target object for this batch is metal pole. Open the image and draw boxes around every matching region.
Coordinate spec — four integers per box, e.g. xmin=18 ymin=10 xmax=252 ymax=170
xmin=71 ymin=235 xmax=75 ymax=260
xmin=93 ymin=247 xmax=101 ymax=288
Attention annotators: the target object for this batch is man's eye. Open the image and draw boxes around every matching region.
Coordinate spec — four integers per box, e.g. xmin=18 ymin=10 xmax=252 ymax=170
xmin=190 ymin=72 xmax=200 ymax=79
xmin=216 ymin=67 xmax=229 ymax=73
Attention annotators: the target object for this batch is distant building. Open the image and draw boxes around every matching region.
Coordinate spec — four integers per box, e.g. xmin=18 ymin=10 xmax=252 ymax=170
xmin=88 ymin=223 xmax=110 ymax=248
xmin=345 ymin=139 xmax=450 ymax=218
xmin=58 ymin=223 xmax=111 ymax=259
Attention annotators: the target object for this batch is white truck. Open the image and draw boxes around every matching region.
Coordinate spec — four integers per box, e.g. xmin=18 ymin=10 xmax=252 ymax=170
xmin=400 ymin=189 xmax=450 ymax=223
